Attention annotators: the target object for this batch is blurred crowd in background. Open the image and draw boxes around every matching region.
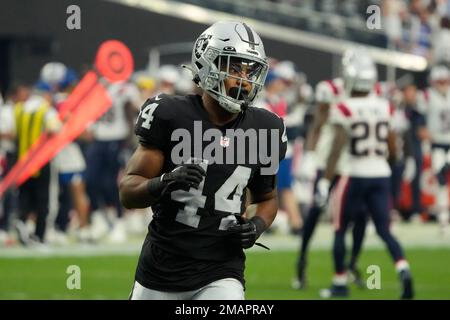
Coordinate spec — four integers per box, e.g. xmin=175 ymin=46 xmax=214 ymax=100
xmin=1 ymin=51 xmax=449 ymax=248
xmin=182 ymin=0 xmax=450 ymax=63
xmin=382 ymin=0 xmax=450 ymax=61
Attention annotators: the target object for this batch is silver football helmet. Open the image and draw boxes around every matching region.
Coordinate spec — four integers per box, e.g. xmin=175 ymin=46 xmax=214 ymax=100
xmin=342 ymin=48 xmax=377 ymax=94
xmin=430 ymin=64 xmax=450 ymax=82
xmin=429 ymin=64 xmax=450 ymax=95
xmin=190 ymin=21 xmax=269 ymax=113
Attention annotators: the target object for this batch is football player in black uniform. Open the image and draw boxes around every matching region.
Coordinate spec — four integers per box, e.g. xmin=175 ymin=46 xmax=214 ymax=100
xmin=120 ymin=21 xmax=287 ymax=300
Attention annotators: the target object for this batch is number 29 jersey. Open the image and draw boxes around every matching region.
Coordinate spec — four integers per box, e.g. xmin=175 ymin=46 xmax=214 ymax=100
xmin=134 ymin=94 xmax=287 ymax=261
xmin=329 ymin=96 xmax=393 ymax=178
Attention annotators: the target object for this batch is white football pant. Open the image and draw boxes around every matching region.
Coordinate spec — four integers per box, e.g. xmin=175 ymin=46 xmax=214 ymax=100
xmin=129 ymin=278 xmax=244 ymax=300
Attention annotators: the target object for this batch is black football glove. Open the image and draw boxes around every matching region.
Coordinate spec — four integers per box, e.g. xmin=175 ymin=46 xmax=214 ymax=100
xmin=228 ymin=216 xmax=268 ymax=249
xmin=162 ymin=164 xmax=206 ymax=192
xmin=147 ymin=164 xmax=206 ymax=201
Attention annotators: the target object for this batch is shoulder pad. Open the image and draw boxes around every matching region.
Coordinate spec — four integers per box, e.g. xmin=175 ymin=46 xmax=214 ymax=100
xmin=315 ymin=80 xmax=341 ymax=104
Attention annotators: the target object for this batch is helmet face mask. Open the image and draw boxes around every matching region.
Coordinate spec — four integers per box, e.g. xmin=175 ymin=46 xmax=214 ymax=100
xmin=191 ymin=21 xmax=269 ymax=113
xmin=214 ymin=55 xmax=267 ymax=104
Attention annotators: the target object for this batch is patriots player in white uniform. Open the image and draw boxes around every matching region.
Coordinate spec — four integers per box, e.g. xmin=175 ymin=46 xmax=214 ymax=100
xmin=317 ymin=51 xmax=414 ymax=299
xmin=294 ymin=52 xmax=367 ymax=289
xmin=86 ymin=81 xmax=140 ymax=242
xmin=417 ymin=65 xmax=450 ymax=235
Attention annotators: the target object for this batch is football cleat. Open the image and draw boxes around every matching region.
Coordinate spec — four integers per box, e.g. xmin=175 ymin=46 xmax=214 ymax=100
xmin=400 ymin=269 xmax=414 ymax=300
xmin=291 ymin=277 xmax=307 ymax=290
xmin=292 ymin=258 xmax=307 ymax=289
xmin=319 ymin=284 xmax=349 ymax=299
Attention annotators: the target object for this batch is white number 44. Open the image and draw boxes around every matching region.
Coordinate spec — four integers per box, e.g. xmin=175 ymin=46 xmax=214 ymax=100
xmin=173 ymin=162 xmax=252 ymax=230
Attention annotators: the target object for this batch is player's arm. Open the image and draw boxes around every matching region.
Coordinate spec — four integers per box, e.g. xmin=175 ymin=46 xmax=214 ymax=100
xmin=321 ymin=101 xmax=351 ymax=182
xmin=230 ymin=174 xmax=279 ymax=249
xmin=120 ymin=95 xmax=167 ymax=209
xmin=313 ymin=123 xmax=347 ymax=207
xmin=119 ymin=144 xmax=165 ymax=209
xmin=387 ymin=129 xmax=397 ymax=164
xmin=119 ymin=145 xmax=206 ymax=209
xmin=304 ymin=80 xmax=336 ymax=151
xmin=304 ymin=102 xmax=330 ymax=151
xmin=323 ymin=124 xmax=347 ymax=181
xmin=251 ymin=187 xmax=278 ymax=230
xmin=296 ymin=81 xmax=334 ymax=180
xmin=120 ymin=95 xmax=205 ymax=209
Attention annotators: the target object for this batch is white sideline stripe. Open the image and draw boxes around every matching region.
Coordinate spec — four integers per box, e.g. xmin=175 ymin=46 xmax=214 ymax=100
xmin=0 ymin=223 xmax=448 ymax=258
xmin=108 ymin=0 xmax=428 ymax=71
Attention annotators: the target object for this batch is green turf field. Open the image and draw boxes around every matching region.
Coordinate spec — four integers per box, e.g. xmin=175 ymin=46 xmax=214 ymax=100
xmin=1 ymin=248 xmax=449 ymax=299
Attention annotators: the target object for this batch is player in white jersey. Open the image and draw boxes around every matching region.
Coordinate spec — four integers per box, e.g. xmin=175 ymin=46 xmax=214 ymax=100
xmin=293 ymin=57 xmax=367 ymax=290
xmin=317 ymin=50 xmax=414 ymax=299
xmin=313 ymin=78 xmax=345 ymax=172
xmin=417 ymin=65 xmax=450 ymax=234
xmin=91 ymin=81 xmax=140 ymax=142
xmin=85 ymin=80 xmax=140 ymax=243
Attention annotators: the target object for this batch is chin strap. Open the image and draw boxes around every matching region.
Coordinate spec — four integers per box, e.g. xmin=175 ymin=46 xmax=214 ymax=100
xmin=255 ymin=242 xmax=270 ymax=250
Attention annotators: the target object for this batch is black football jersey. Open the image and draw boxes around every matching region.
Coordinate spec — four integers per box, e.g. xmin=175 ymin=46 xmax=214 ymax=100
xmin=134 ymin=94 xmax=287 ymax=262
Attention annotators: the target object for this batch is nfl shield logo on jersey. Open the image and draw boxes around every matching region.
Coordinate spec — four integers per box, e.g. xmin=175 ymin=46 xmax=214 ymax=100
xmin=220 ymin=136 xmax=230 ymax=148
